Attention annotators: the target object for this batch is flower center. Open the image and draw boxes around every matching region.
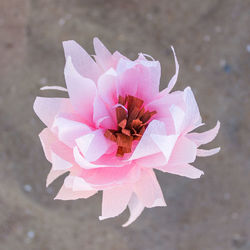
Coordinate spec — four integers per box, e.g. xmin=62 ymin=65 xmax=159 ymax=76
xmin=104 ymin=95 xmax=157 ymax=157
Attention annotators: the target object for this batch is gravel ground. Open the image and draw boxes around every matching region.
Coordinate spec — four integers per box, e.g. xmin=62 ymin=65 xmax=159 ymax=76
xmin=0 ymin=0 xmax=250 ymax=249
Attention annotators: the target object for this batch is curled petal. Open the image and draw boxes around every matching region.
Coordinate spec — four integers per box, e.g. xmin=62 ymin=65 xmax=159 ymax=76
xmin=161 ymin=163 xmax=204 ymax=179
xmin=122 ymin=193 xmax=145 ymax=227
xmin=40 ymin=86 xmax=68 ymax=92
xmin=197 ymin=147 xmax=220 ymax=157
xmin=99 ymin=186 xmax=132 ymax=220
xmin=64 ymin=56 xmax=97 ymax=123
xmin=63 ymin=40 xmax=101 ymax=82
xmin=186 ymin=121 xmax=220 ymax=147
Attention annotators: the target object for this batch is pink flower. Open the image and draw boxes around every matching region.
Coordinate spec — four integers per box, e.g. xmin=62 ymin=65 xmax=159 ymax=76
xmin=34 ymin=38 xmax=220 ymax=226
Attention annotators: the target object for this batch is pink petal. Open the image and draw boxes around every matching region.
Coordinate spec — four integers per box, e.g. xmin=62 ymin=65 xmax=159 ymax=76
xmin=197 ymin=147 xmax=220 ymax=157
xmin=75 ymin=129 xmax=110 ymax=162
xmin=64 ymin=57 xmax=97 ymax=123
xmin=158 ymin=46 xmax=179 ymax=96
xmin=150 ymin=134 xmax=179 ymax=163
xmin=135 ymin=152 xmax=167 ymax=169
xmin=97 ymin=68 xmax=118 ymax=107
xmin=93 ymin=37 xmax=113 ymax=71
xmin=169 ymin=136 xmax=197 ymax=165
xmin=39 ymin=128 xmax=57 ymax=162
xmin=129 ymin=120 xmax=166 ymax=161
xmin=169 ymin=105 xmax=185 ymax=134
xmin=133 ymin=169 xmax=166 ymax=208
xmin=63 ymin=40 xmax=101 ymax=82
xmin=64 ymin=175 xmax=95 ymax=191
xmin=54 ymin=182 xmax=97 ymax=200
xmin=182 ymin=87 xmax=202 ymax=133
xmin=34 ymin=97 xmax=73 ymax=128
xmin=186 ymin=121 xmax=220 ymax=147
xmin=99 ymin=185 xmax=132 ymax=220
xmin=93 ymin=96 xmax=116 ymax=130
xmin=81 ymin=164 xmax=140 ymax=187
xmin=52 ymin=116 xmax=92 ymax=147
xmin=161 ymin=163 xmax=204 ymax=179
xmin=122 ymin=193 xmax=145 ymax=227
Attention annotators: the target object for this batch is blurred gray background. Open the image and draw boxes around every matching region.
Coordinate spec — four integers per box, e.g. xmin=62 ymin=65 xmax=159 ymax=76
xmin=0 ymin=0 xmax=250 ymax=249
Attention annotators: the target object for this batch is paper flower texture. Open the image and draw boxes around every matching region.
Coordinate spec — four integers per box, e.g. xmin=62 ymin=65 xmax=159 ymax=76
xmin=34 ymin=38 xmax=220 ymax=226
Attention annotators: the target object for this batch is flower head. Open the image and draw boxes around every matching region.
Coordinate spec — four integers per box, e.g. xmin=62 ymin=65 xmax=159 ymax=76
xmin=34 ymin=38 xmax=220 ymax=226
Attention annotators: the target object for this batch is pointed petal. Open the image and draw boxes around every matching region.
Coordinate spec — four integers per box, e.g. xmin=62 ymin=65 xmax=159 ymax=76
xmin=34 ymin=97 xmax=73 ymax=128
xmin=169 ymin=105 xmax=185 ymax=134
xmin=122 ymin=193 xmax=145 ymax=227
xmin=186 ymin=121 xmax=220 ymax=147
xmin=93 ymin=37 xmax=113 ymax=71
xmin=63 ymin=40 xmax=101 ymax=81
xmin=64 ymin=56 xmax=97 ymax=122
xmin=197 ymin=147 xmax=220 ymax=157
xmin=133 ymin=169 xmax=166 ymax=208
xmin=99 ymin=186 xmax=132 ymax=220
xmin=161 ymin=163 xmax=204 ymax=179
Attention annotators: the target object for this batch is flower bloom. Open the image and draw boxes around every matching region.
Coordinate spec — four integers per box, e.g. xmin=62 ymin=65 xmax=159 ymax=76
xmin=34 ymin=38 xmax=220 ymax=226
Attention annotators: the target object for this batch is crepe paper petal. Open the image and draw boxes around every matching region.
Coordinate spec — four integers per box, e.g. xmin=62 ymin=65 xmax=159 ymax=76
xmin=150 ymin=134 xmax=179 ymax=163
xmin=34 ymin=97 xmax=74 ymax=128
xmin=52 ymin=116 xmax=92 ymax=148
xmin=196 ymin=147 xmax=221 ymax=157
xmin=97 ymin=68 xmax=118 ymax=107
xmin=34 ymin=38 xmax=220 ymax=226
xmin=161 ymin=163 xmax=204 ymax=179
xmin=186 ymin=121 xmax=220 ymax=147
xmin=93 ymin=37 xmax=113 ymax=71
xmin=40 ymin=86 xmax=68 ymax=92
xmin=133 ymin=169 xmax=166 ymax=208
xmin=64 ymin=57 xmax=97 ymax=123
xmin=129 ymin=120 xmax=167 ymax=161
xmin=182 ymin=87 xmax=202 ymax=133
xmin=63 ymin=40 xmax=101 ymax=82
xmin=54 ymin=183 xmax=97 ymax=200
xmin=75 ymin=129 xmax=110 ymax=162
xmin=99 ymin=186 xmax=132 ymax=220
xmin=122 ymin=193 xmax=145 ymax=227
xmin=93 ymin=96 xmax=116 ymax=130
xmin=169 ymin=136 xmax=197 ymax=165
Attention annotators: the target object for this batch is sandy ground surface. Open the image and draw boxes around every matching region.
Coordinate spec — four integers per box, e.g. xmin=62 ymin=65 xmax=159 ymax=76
xmin=0 ymin=0 xmax=250 ymax=249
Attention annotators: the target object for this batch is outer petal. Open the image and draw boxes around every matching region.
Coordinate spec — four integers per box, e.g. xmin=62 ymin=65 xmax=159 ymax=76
xmin=99 ymin=185 xmax=132 ymax=220
xmin=34 ymin=97 xmax=73 ymax=128
xmin=182 ymin=87 xmax=202 ymax=133
xmin=158 ymin=46 xmax=179 ymax=96
xmin=64 ymin=56 xmax=97 ymax=123
xmin=75 ymin=129 xmax=110 ymax=162
xmin=122 ymin=193 xmax=145 ymax=227
xmin=197 ymin=147 xmax=220 ymax=157
xmin=93 ymin=37 xmax=113 ymax=71
xmin=186 ymin=121 xmax=220 ymax=147
xmin=161 ymin=163 xmax=204 ymax=179
xmin=129 ymin=120 xmax=167 ymax=161
xmin=63 ymin=40 xmax=101 ymax=82
xmin=133 ymin=169 xmax=166 ymax=208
